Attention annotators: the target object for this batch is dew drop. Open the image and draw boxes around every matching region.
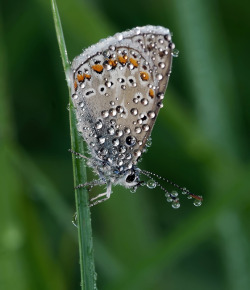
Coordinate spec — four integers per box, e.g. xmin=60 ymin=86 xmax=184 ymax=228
xmin=109 ymin=108 xmax=117 ymax=117
xmin=146 ymin=138 xmax=152 ymax=147
xmin=135 ymin=127 xmax=142 ymax=134
xmin=166 ymin=196 xmax=173 ymax=203
xmin=156 ymin=73 xmax=163 ymax=81
xmin=131 ymin=108 xmax=138 ymax=116
xmin=142 ymin=124 xmax=150 ymax=131
xmin=157 ymin=102 xmax=163 ymax=108
xmin=116 ymin=106 xmax=124 ymax=113
xmin=124 ymin=127 xmax=131 ymax=134
xmin=101 ymin=110 xmax=109 ymax=118
xmin=98 ymin=137 xmax=105 ymax=144
xmin=130 ymin=187 xmax=137 ymax=193
xmin=99 ymin=148 xmax=108 ymax=156
xmin=116 ymin=130 xmax=123 ymax=137
xmin=135 ymin=28 xmax=140 ymax=35
xmin=147 ymin=111 xmax=155 ymax=119
xmin=182 ymin=187 xmax=187 ymax=195
xmin=158 ymin=62 xmax=165 ymax=69
xmin=72 ymin=212 xmax=78 ymax=227
xmin=193 ymin=197 xmax=202 ymax=207
xmin=126 ymin=136 xmax=136 ymax=146
xmin=133 ymin=149 xmax=141 ymax=157
xmin=171 ymin=191 xmax=179 ymax=198
xmin=107 ymin=127 xmax=115 ymax=135
xmin=126 ymin=153 xmax=132 ymax=160
xmin=119 ymin=145 xmax=126 ymax=153
xmin=95 ymin=120 xmax=103 ymax=129
xmin=116 ymin=33 xmax=123 ymax=41
xmin=112 ymin=138 xmax=119 ymax=146
xmin=141 ymin=98 xmax=149 ymax=106
xmin=147 ymin=179 xmax=157 ymax=189
xmin=157 ymin=93 xmax=164 ymax=100
xmin=172 ymin=48 xmax=179 ymax=57
xmin=105 ymin=81 xmax=112 ymax=88
xmin=172 ymin=201 xmax=180 ymax=209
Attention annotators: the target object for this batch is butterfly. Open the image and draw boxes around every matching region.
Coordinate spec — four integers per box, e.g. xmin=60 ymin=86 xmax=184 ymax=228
xmin=69 ymin=25 xmax=202 ymax=207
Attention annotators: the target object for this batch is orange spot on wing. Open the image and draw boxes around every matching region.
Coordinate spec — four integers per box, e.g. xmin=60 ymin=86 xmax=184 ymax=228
xmin=85 ymin=74 xmax=91 ymax=80
xmin=74 ymin=80 xmax=78 ymax=90
xmin=140 ymin=71 xmax=149 ymax=81
xmin=92 ymin=64 xmax=104 ymax=73
xmin=108 ymin=59 xmax=117 ymax=68
xmin=149 ymin=89 xmax=154 ymax=98
xmin=130 ymin=58 xmax=138 ymax=67
xmin=118 ymin=55 xmax=128 ymax=65
xmin=77 ymin=74 xmax=85 ymax=82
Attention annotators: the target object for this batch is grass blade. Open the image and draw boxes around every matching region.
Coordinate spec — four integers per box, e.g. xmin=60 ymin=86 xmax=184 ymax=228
xmin=51 ymin=0 xmax=97 ymax=288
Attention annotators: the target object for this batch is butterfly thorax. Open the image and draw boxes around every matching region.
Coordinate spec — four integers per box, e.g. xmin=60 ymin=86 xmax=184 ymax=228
xmin=87 ymin=151 xmax=141 ymax=188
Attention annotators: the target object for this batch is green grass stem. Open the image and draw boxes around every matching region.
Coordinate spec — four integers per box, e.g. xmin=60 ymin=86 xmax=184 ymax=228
xmin=51 ymin=0 xmax=97 ymax=289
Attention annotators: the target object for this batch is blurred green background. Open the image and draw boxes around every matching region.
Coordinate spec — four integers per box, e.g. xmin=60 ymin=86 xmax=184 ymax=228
xmin=1 ymin=0 xmax=250 ymax=289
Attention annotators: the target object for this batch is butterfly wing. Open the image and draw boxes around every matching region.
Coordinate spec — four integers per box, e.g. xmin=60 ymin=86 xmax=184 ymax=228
xmin=71 ymin=26 xmax=174 ymax=171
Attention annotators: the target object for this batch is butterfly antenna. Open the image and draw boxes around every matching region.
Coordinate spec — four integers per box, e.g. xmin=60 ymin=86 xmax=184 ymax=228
xmin=140 ymin=169 xmax=203 ymax=204
xmin=140 ymin=169 xmax=181 ymax=208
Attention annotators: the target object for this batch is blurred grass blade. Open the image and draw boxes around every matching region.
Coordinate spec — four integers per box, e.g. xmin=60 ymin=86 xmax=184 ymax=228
xmin=51 ymin=0 xmax=70 ymax=73
xmin=172 ymin=0 xmax=238 ymax=156
xmin=110 ymin=166 xmax=250 ymax=290
xmin=51 ymin=0 xmax=97 ymax=289
xmin=217 ymin=211 xmax=249 ymax=290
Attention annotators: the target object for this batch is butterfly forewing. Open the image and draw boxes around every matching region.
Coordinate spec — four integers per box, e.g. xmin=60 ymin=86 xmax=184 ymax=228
xmin=71 ymin=26 xmax=173 ymax=171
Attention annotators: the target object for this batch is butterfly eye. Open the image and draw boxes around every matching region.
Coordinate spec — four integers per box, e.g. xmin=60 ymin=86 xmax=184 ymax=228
xmin=126 ymin=174 xmax=136 ymax=183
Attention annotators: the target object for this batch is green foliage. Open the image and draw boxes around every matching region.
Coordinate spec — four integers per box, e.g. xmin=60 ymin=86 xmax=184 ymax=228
xmin=0 ymin=0 xmax=250 ymax=289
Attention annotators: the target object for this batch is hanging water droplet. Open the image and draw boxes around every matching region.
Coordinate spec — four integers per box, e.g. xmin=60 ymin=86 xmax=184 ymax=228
xmin=130 ymin=186 xmax=137 ymax=193
xmin=146 ymin=137 xmax=152 ymax=147
xmin=146 ymin=179 xmax=157 ymax=189
xmin=193 ymin=198 xmax=202 ymax=207
xmin=172 ymin=48 xmax=179 ymax=57
xmin=166 ymin=196 xmax=173 ymax=203
xmin=72 ymin=212 xmax=78 ymax=227
xmin=182 ymin=187 xmax=188 ymax=195
xmin=172 ymin=201 xmax=180 ymax=209
xmin=171 ymin=191 xmax=178 ymax=198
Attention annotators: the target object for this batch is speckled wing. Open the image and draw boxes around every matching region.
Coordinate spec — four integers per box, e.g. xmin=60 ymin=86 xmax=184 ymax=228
xmin=70 ymin=25 xmax=174 ymax=170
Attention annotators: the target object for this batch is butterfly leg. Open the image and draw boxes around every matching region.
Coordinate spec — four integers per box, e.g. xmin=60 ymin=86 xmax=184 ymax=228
xmin=75 ymin=179 xmax=105 ymax=190
xmin=74 ymin=179 xmax=111 ymax=207
xmin=90 ymin=183 xmax=112 ymax=207
xmin=68 ymin=149 xmax=90 ymax=161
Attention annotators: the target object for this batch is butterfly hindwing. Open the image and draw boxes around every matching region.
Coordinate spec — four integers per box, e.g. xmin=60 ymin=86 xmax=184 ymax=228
xmin=71 ymin=26 xmax=173 ymax=170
